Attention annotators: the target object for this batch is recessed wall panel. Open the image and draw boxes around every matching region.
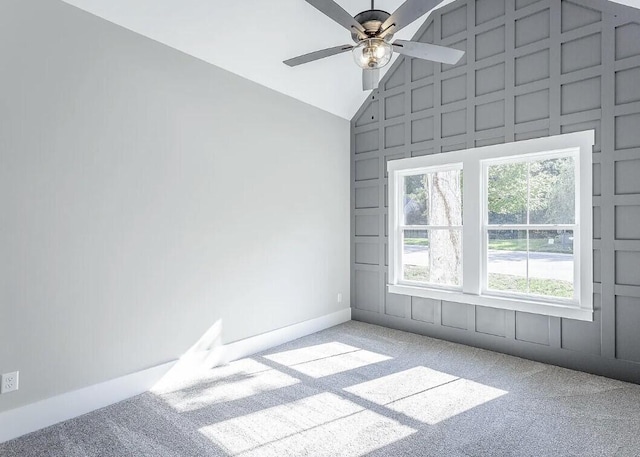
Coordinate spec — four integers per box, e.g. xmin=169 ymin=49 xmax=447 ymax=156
xmin=476 ymin=62 xmax=505 ymax=96
xmin=412 ymin=116 xmax=435 ymax=144
xmin=561 ymin=77 xmax=601 ymax=115
xmin=442 ymin=74 xmax=467 ymax=104
xmin=515 ymin=49 xmax=550 ymax=86
xmin=615 ymin=113 xmax=640 ymax=150
xmin=355 ymin=129 xmax=379 ymax=154
xmin=476 ymin=0 xmax=505 ymax=25
xmin=515 ymin=312 xmax=550 ymax=345
xmin=412 ymin=84 xmax=434 ymax=113
xmin=355 ymin=158 xmax=379 ymax=182
xmin=442 ymin=108 xmax=467 ymax=137
xmin=476 ymin=100 xmax=505 ymax=131
xmin=615 ymin=23 xmax=640 ymax=61
xmin=355 ymin=270 xmax=380 ymax=312
xmin=355 ymin=243 xmax=379 ymax=265
xmin=515 ymin=9 xmax=550 ymax=48
xmin=616 ymin=67 xmax=640 ymax=105
xmin=385 ymin=93 xmax=405 ymax=120
xmin=441 ymin=301 xmax=469 ymax=329
xmin=515 ymin=89 xmax=549 ymax=124
xmin=476 ymin=25 xmax=505 ymax=60
xmin=385 ymin=123 xmax=405 ymax=148
xmin=355 ymin=186 xmax=379 ymax=209
xmin=476 ymin=307 xmax=506 ymax=337
xmin=355 ymin=215 xmax=379 ymax=237
xmin=615 ymin=159 xmax=640 ymax=195
xmin=411 ymin=297 xmax=438 ymax=323
xmin=615 ymin=251 xmax=640 ymax=286
xmin=562 ymin=33 xmax=602 ymax=74
xmin=616 ymin=206 xmax=640 ymax=240
xmin=615 ymin=296 xmax=640 ymax=363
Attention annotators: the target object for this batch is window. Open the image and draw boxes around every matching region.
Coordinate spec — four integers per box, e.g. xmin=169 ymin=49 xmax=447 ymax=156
xmin=388 ymin=131 xmax=594 ymax=321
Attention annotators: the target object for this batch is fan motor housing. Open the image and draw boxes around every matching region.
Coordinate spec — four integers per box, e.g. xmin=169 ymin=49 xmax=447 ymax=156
xmin=351 ymin=9 xmax=393 ymax=42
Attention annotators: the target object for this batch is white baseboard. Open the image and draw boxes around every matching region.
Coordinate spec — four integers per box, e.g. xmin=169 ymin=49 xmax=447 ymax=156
xmin=0 ymin=361 xmax=176 ymax=445
xmin=0 ymin=308 xmax=351 ymax=444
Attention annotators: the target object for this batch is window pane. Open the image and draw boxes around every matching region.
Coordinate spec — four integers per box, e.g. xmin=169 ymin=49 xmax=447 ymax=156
xmin=403 ymin=169 xmax=462 ymax=226
xmin=402 ymin=229 xmax=461 ymax=287
xmin=487 ymin=163 xmax=527 ymax=224
xmin=487 ymin=230 xmax=574 ymax=299
xmin=528 ymin=230 xmax=574 ymax=299
xmin=487 ymin=230 xmax=528 ymax=294
xmin=529 ymin=157 xmax=575 ymax=225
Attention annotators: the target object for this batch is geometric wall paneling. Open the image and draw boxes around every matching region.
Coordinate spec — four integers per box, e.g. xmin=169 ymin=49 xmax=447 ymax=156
xmin=442 ymin=73 xmax=467 ymax=104
xmin=385 ymin=92 xmax=405 ymax=120
xmin=615 ymin=205 xmax=640 ymax=240
xmin=561 ymin=304 xmax=602 ymax=355
xmin=352 ymin=0 xmax=640 ymax=382
xmin=412 ymin=116 xmax=435 ymax=144
xmin=515 ymin=312 xmax=550 ymax=345
xmin=515 ymin=89 xmax=550 ymax=124
xmin=412 ymin=83 xmax=435 ymax=112
xmin=515 ymin=49 xmax=550 ymax=85
xmin=561 ymin=33 xmax=602 ymax=74
xmin=615 ymin=22 xmax=640 ymax=61
xmin=476 ymin=25 xmax=506 ymax=60
xmin=476 ymin=306 xmax=507 ymax=337
xmin=354 ymin=269 xmax=381 ymax=312
xmin=385 ymin=123 xmax=405 ymax=148
xmin=561 ymin=76 xmax=601 ymax=115
xmin=411 ymin=297 xmax=438 ymax=324
xmin=516 ymin=0 xmax=545 ymax=11
xmin=615 ymin=159 xmax=640 ymax=194
xmin=615 ymin=66 xmax=640 ymax=105
xmin=385 ymin=272 xmax=409 ymax=318
xmin=475 ymin=0 xmax=506 ymax=26
xmin=354 ymin=157 xmax=379 ymax=182
xmin=441 ymin=301 xmax=470 ymax=330
xmin=355 ymin=100 xmax=379 ymax=127
xmin=615 ymin=296 xmax=640 ymax=363
xmin=615 ymin=251 xmax=640 ymax=286
xmin=561 ymin=0 xmax=601 ymax=33
xmin=441 ymin=4 xmax=468 ymax=39
xmin=515 ymin=8 xmax=551 ymax=48
xmin=476 ymin=62 xmax=506 ymax=96
xmin=355 ymin=241 xmax=380 ymax=265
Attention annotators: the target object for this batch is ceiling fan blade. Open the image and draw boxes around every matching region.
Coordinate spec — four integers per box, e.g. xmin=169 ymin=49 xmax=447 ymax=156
xmin=362 ymin=68 xmax=380 ymax=91
xmin=379 ymin=0 xmax=441 ymax=37
xmin=306 ymin=0 xmax=366 ymax=35
xmin=284 ymin=44 xmax=354 ymax=67
xmin=393 ymin=40 xmax=465 ymax=65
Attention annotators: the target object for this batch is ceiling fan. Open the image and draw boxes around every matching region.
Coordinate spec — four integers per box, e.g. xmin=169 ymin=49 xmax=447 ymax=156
xmin=284 ymin=0 xmax=465 ymax=90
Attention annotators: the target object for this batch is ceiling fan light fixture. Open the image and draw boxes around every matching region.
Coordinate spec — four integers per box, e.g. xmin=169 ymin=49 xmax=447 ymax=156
xmin=352 ymin=38 xmax=392 ymax=69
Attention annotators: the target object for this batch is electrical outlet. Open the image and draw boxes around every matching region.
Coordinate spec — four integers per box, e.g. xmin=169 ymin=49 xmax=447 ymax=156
xmin=1 ymin=371 xmax=19 ymax=394
xmin=337 ymin=293 xmax=343 ymax=303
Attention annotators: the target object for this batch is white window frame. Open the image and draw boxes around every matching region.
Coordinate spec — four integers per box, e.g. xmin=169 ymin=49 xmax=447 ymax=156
xmin=388 ymin=131 xmax=594 ymax=321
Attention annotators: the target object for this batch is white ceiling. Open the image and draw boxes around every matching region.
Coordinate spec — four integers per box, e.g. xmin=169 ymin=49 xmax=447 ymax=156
xmin=61 ymin=0 xmax=455 ymax=119
xmin=61 ymin=0 xmax=638 ymax=120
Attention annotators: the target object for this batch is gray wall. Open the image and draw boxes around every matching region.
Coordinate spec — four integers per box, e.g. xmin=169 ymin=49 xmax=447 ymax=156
xmin=351 ymin=0 xmax=640 ymax=383
xmin=0 ymin=0 xmax=350 ymax=412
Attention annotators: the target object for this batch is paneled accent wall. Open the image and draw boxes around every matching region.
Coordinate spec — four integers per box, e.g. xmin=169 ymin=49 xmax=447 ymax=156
xmin=351 ymin=0 xmax=640 ymax=382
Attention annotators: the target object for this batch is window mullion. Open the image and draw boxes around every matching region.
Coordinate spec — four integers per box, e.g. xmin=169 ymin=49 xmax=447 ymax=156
xmin=463 ymin=158 xmax=481 ymax=295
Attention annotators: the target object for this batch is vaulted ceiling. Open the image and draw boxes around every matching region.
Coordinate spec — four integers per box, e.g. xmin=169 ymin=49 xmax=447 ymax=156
xmin=61 ymin=0 xmax=639 ymax=119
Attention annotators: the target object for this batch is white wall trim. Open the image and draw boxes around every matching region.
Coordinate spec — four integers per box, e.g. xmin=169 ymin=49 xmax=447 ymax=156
xmin=0 ymin=308 xmax=351 ymax=444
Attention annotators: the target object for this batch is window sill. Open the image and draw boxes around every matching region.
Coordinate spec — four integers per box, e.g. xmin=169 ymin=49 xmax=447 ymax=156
xmin=388 ymin=284 xmax=593 ymax=321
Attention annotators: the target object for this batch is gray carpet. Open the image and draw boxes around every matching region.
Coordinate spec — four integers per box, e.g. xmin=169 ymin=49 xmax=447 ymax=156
xmin=2 ymin=321 xmax=640 ymax=456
